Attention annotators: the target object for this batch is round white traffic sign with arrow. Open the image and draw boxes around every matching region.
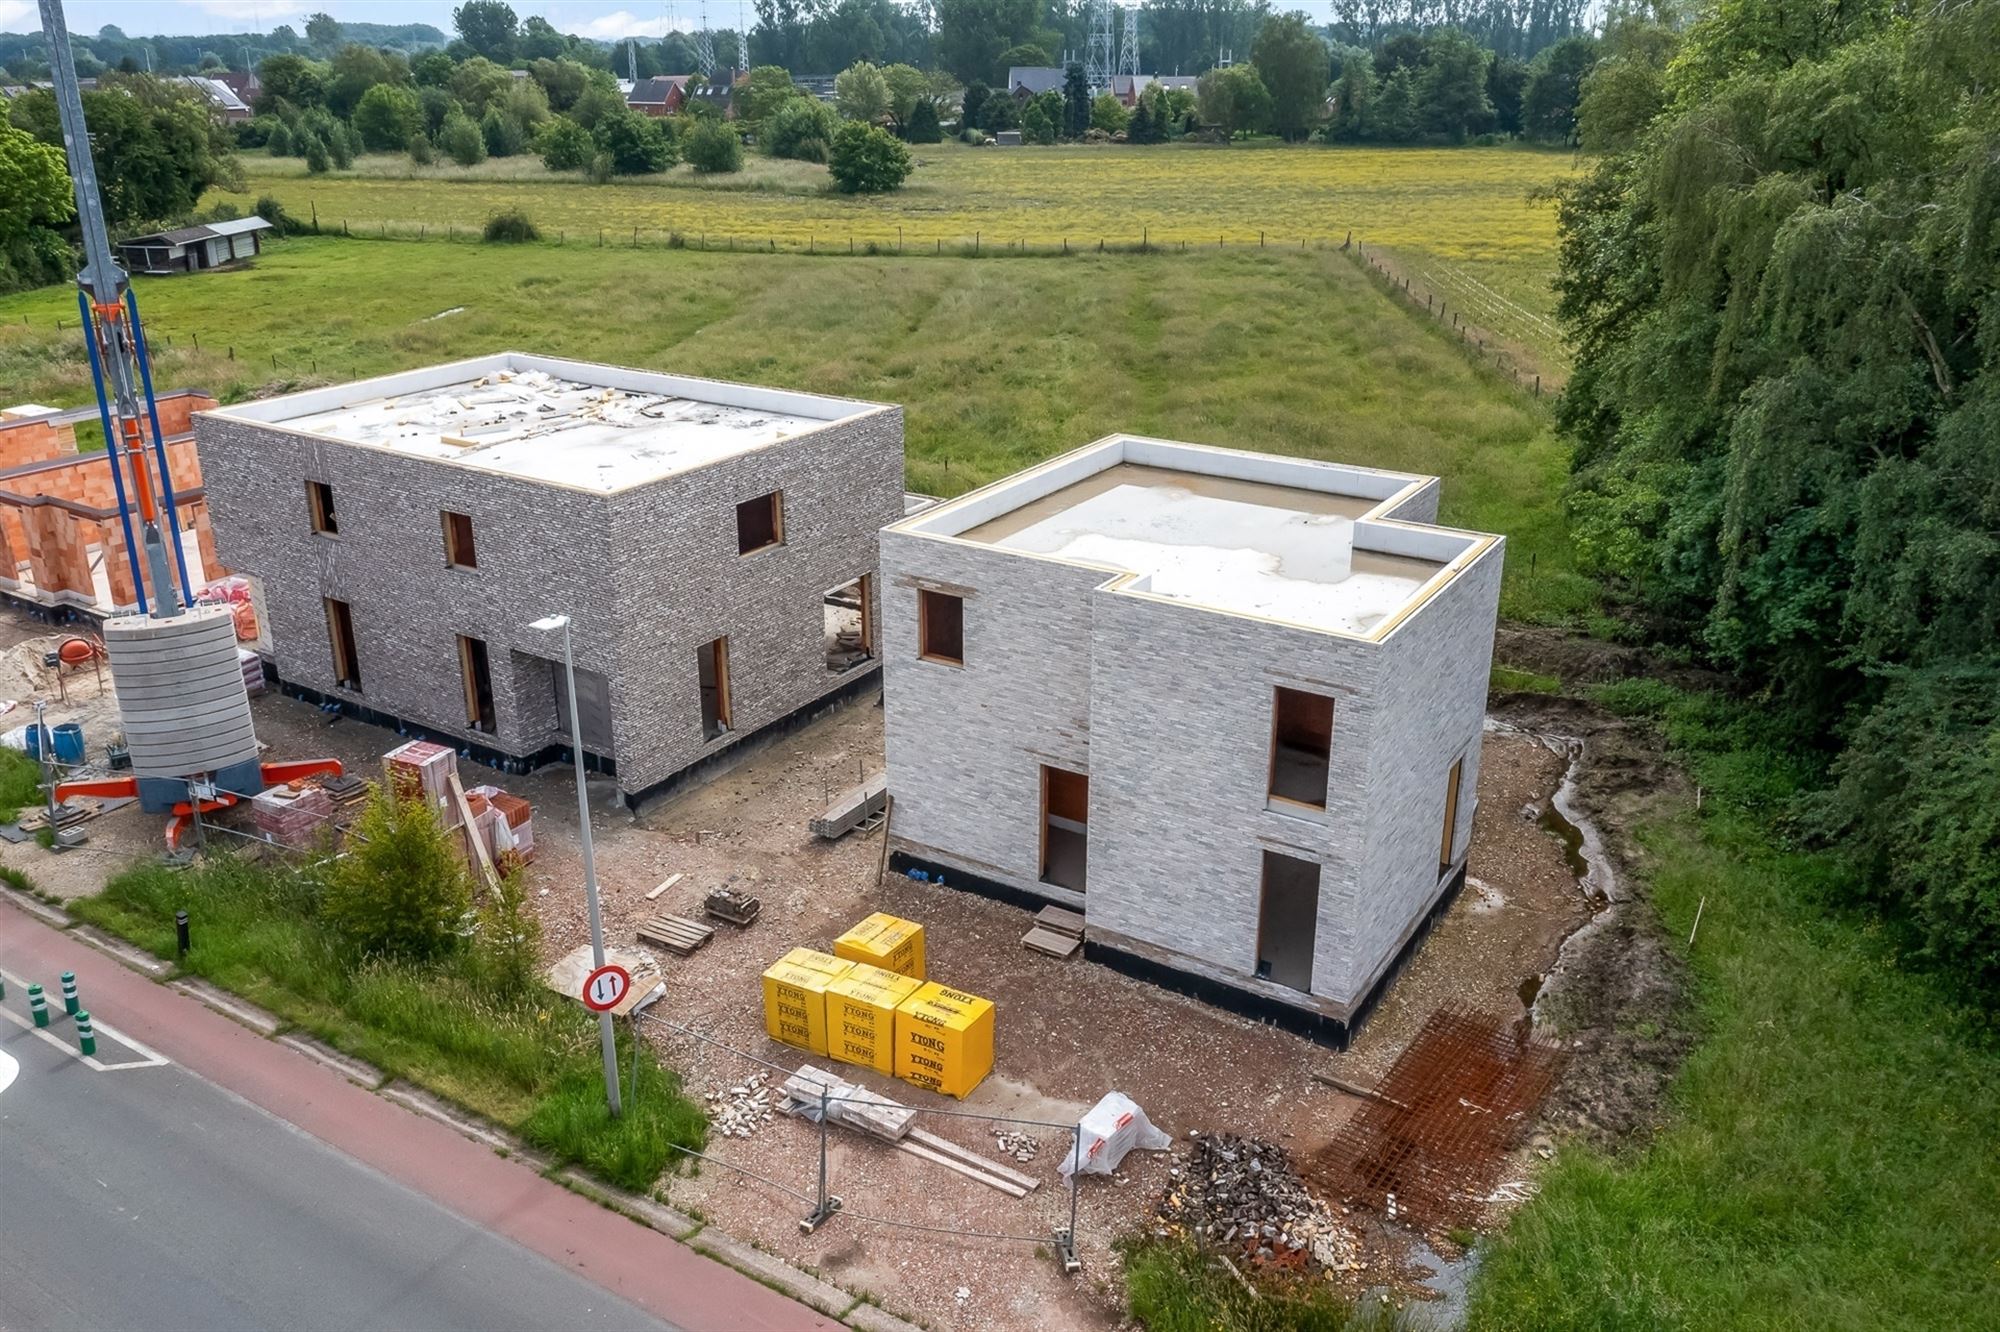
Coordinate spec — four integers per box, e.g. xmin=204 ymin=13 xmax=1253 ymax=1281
xmin=581 ymin=963 xmax=631 ymax=1013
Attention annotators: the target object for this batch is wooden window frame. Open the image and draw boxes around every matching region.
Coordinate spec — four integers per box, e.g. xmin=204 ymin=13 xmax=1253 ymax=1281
xmin=697 ymin=636 xmax=732 ymax=739
xmin=457 ymin=634 xmax=496 ymax=732
xmin=735 ymin=491 xmax=784 ymax=556
xmin=917 ymin=589 xmax=964 ymax=667
xmin=1439 ymin=756 xmax=1465 ymax=876
xmin=324 ymin=596 xmax=360 ymax=690
xmin=442 ymin=510 xmax=477 ymax=569
xmin=306 ymin=480 xmax=338 ymax=536
xmin=1266 ymin=686 xmax=1335 ymax=811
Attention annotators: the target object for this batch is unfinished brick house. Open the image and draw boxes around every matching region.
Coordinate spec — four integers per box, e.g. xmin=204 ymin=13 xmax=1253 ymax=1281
xmin=880 ymin=435 xmax=1504 ymax=1043
xmin=197 ymin=353 xmax=903 ymax=806
xmin=0 ymin=393 xmax=224 ymax=615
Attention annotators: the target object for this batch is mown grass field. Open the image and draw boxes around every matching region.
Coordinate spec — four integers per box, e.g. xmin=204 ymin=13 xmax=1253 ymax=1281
xmin=220 ymin=141 xmax=1578 ymax=364
xmin=0 ymin=234 xmax=1591 ymax=623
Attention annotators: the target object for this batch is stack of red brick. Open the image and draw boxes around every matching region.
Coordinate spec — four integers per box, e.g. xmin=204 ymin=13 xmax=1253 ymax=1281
xmin=251 ymin=783 xmax=334 ymax=847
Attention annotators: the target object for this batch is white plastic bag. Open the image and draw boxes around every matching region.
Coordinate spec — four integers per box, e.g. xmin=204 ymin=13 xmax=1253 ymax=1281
xmin=1058 ymin=1092 xmax=1172 ymax=1179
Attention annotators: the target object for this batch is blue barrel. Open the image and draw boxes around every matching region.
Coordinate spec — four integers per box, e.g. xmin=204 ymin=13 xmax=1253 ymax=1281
xmin=51 ymin=722 xmax=84 ymax=766
xmin=23 ymin=724 xmax=46 ymax=759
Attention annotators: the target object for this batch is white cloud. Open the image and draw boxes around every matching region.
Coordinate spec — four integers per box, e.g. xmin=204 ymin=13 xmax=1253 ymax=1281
xmin=182 ymin=0 xmax=311 ymax=18
xmin=0 ymin=0 xmax=36 ymax=28
xmin=577 ymin=9 xmax=691 ymax=39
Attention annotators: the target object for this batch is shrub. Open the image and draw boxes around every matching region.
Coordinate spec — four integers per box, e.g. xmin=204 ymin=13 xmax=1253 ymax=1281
xmin=266 ymin=122 xmax=292 ymax=156
xmin=536 ymin=114 xmax=594 ymax=171
xmin=481 ymin=105 xmax=525 ymax=157
xmin=408 ymin=130 xmax=435 ymax=165
xmin=326 ymin=123 xmax=356 ymax=170
xmin=0 ymin=748 xmax=42 ymax=823
xmin=301 ymin=132 xmax=331 ymax=174
xmin=683 ymin=117 xmax=742 ymax=174
xmin=321 ymin=785 xmax=471 ymax=962
xmin=439 ymin=111 xmax=487 ymax=166
xmin=482 ymin=208 xmax=541 ymax=243
xmin=763 ymin=97 xmax=839 ymax=161
xmin=594 ymin=108 xmax=675 ymax=175
xmin=904 ymin=97 xmax=942 ymax=143
xmin=252 ymin=195 xmax=298 ymax=235
xmin=353 ymin=83 xmax=422 ymax=152
xmin=1021 ymin=101 xmax=1056 ymax=144
xmin=473 ymin=867 xmax=542 ymax=997
xmin=828 ymin=120 xmax=911 ymax=193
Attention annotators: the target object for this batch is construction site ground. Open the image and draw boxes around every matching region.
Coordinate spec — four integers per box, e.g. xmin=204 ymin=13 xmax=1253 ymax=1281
xmin=0 ymin=612 xmax=1674 ymax=1331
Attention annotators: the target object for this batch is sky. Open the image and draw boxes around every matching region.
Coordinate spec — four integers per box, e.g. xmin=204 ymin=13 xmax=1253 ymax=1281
xmin=0 ymin=2 xmax=737 ymax=40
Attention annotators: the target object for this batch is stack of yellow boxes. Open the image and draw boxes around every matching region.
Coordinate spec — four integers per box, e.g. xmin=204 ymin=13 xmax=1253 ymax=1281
xmin=833 ymin=912 xmax=926 ymax=980
xmin=894 ymin=981 xmax=995 ymax=1099
xmin=761 ymin=948 xmax=854 ymax=1055
xmin=825 ymin=962 xmax=923 ymax=1074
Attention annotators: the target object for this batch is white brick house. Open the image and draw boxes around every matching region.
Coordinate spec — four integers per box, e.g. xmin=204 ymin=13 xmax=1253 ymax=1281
xmin=880 ymin=435 xmax=1503 ymax=1042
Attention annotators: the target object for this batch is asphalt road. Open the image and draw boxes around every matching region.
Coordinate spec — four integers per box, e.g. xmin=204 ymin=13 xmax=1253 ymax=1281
xmin=0 ymin=1002 xmax=676 ymax=1332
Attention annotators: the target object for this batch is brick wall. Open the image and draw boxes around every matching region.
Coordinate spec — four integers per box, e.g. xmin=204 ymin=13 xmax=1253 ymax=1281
xmin=197 ymin=403 xmax=906 ymax=799
xmin=0 ymin=417 xmax=77 ymax=469
xmin=880 ymin=528 xmax=1109 ymax=905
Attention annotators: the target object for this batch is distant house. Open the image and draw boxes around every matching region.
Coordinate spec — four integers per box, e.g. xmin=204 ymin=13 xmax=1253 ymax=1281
xmin=177 ymin=74 xmax=253 ymax=121
xmin=686 ymin=71 xmax=741 ymax=118
xmin=216 ymin=68 xmax=260 ymax=107
xmin=628 ymin=75 xmax=694 ymax=116
xmin=117 ymin=217 xmax=274 ymax=275
xmin=1005 ymin=66 xmax=1066 ymax=100
xmin=1109 ymin=74 xmax=1197 ymax=106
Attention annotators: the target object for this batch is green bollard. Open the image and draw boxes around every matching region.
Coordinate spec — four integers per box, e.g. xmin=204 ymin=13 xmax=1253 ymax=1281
xmin=28 ymin=982 xmax=48 ymax=1028
xmin=75 ymin=1010 xmax=95 ymax=1057
xmin=60 ymin=970 xmax=78 ymax=1016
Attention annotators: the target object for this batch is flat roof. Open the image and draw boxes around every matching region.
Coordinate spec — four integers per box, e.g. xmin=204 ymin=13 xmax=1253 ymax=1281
xmin=894 ymin=436 xmax=1499 ymax=640
xmin=206 ymin=353 xmax=888 ymax=494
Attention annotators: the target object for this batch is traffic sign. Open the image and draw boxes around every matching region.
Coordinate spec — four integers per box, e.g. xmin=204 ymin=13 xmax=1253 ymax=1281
xmin=581 ymin=963 xmax=631 ymax=1013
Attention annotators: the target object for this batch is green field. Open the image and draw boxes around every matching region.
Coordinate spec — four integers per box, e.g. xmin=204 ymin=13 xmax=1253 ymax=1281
xmin=0 ymin=234 xmax=1591 ymax=623
xmin=218 ymin=141 xmax=1577 ymax=369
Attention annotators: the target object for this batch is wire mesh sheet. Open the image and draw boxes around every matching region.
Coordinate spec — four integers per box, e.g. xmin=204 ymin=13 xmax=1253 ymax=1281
xmin=1313 ymin=1006 xmax=1565 ymax=1229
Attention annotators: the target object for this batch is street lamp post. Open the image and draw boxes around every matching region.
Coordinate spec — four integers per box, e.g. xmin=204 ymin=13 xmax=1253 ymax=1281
xmin=530 ymin=613 xmax=622 ymax=1119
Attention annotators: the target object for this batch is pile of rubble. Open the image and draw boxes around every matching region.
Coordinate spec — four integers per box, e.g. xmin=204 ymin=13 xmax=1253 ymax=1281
xmin=990 ymin=1126 xmax=1040 ymax=1164
xmin=1154 ymin=1132 xmax=1358 ymax=1273
xmin=706 ymin=1071 xmax=774 ymax=1138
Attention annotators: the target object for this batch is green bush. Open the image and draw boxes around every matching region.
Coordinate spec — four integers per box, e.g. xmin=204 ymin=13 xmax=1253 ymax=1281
xmin=593 ymin=108 xmax=675 ymax=175
xmin=301 ymin=132 xmax=330 ymax=174
xmin=353 ymin=83 xmax=422 ymax=152
xmin=0 ymin=747 xmax=42 ymax=823
xmin=438 ymin=111 xmax=487 ymax=167
xmin=252 ymin=194 xmax=298 ymax=235
xmin=827 ymin=120 xmax=912 ymax=194
xmin=480 ymin=105 xmax=525 ymax=158
xmin=408 ymin=131 xmax=435 ymax=165
xmin=482 ymin=208 xmax=541 ymax=243
xmin=322 ymin=786 xmax=471 ymax=961
xmin=762 ymin=97 xmax=839 ymax=161
xmin=266 ymin=122 xmax=292 ymax=156
xmin=683 ymin=117 xmax=742 ymax=174
xmin=536 ymin=114 xmax=594 ymax=171
xmin=904 ymin=96 xmax=942 ymax=143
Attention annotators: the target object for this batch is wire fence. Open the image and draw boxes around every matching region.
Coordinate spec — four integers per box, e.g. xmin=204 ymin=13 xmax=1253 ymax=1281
xmin=1348 ymin=243 xmax=1555 ymax=398
xmin=636 ymin=1005 xmax=1090 ymax=1267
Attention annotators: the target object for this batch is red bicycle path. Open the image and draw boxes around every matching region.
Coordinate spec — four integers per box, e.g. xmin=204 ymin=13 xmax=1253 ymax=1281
xmin=2 ymin=896 xmax=835 ymax=1332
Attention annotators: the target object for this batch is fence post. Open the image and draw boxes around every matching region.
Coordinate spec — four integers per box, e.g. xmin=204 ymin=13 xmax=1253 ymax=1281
xmin=1053 ymin=1121 xmax=1082 ymax=1272
xmin=799 ymin=1085 xmax=841 ymax=1233
xmin=1535 ymin=375 xmax=1542 ymax=398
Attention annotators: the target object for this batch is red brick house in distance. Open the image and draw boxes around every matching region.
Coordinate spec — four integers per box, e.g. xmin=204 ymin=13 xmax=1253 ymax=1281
xmin=627 ymin=75 xmax=695 ymax=116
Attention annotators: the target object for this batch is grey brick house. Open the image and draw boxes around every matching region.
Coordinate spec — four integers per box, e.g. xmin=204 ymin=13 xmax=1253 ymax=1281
xmin=880 ymin=435 xmax=1504 ymax=1042
xmin=198 ymin=353 xmax=903 ymax=806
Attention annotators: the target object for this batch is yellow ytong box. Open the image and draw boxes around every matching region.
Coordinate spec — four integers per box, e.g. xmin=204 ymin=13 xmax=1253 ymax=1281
xmin=834 ymin=912 xmax=926 ymax=980
xmin=762 ymin=948 xmax=855 ymax=1055
xmin=894 ymin=981 xmax=995 ymax=1099
xmin=825 ymin=963 xmax=924 ymax=1075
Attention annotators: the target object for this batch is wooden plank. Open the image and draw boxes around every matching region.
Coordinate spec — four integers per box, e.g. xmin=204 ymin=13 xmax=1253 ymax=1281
xmin=906 ymin=1128 xmax=1040 ymax=1191
xmin=646 ymin=872 xmax=683 ymax=901
xmin=636 ymin=913 xmax=712 ymax=955
xmin=810 ymin=772 xmax=888 ymax=839
xmin=447 ymin=773 xmax=499 ymax=891
xmin=894 ymin=1139 xmax=1030 ymax=1198
xmin=1022 ymin=926 xmax=1081 ymax=959
xmin=1033 ymin=904 xmax=1086 ymax=937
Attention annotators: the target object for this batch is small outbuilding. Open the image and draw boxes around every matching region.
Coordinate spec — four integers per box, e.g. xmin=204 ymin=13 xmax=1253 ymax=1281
xmin=117 ymin=217 xmax=273 ymax=275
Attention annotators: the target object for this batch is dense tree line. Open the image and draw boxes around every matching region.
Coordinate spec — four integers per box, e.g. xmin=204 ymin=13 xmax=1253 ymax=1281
xmin=1552 ymin=0 xmax=2000 ymax=989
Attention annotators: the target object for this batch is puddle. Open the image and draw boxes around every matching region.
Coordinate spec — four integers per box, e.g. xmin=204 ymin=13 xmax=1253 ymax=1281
xmin=1536 ymin=801 xmax=1591 ymax=885
xmin=1517 ymin=972 xmax=1543 ymax=1008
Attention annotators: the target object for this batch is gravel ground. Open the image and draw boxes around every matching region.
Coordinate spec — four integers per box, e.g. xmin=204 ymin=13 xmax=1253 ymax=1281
xmin=4 ymin=618 xmax=1603 ymax=1330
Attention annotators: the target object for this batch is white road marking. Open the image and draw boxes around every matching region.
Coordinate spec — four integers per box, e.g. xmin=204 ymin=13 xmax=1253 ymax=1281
xmin=0 ymin=1048 xmax=18 ymax=1096
xmin=0 ymin=968 xmax=170 ymax=1070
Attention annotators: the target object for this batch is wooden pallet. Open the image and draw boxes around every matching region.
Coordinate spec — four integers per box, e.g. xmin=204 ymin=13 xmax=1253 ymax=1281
xmin=810 ymin=772 xmax=888 ymax=839
xmin=1023 ymin=903 xmax=1086 ymax=957
xmin=636 ymin=912 xmax=713 ymax=956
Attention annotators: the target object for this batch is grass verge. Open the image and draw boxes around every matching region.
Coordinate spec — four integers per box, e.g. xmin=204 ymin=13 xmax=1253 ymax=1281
xmin=0 ymin=746 xmax=45 ymax=823
xmin=71 ymin=854 xmax=705 ymax=1192
xmin=1467 ymin=682 xmax=2000 ymax=1329
xmin=1122 ymin=1239 xmax=1383 ymax=1332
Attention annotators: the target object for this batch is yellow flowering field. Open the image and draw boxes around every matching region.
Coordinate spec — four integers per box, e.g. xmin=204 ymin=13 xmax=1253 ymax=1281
xmin=223 ymin=141 xmax=1577 ymax=264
